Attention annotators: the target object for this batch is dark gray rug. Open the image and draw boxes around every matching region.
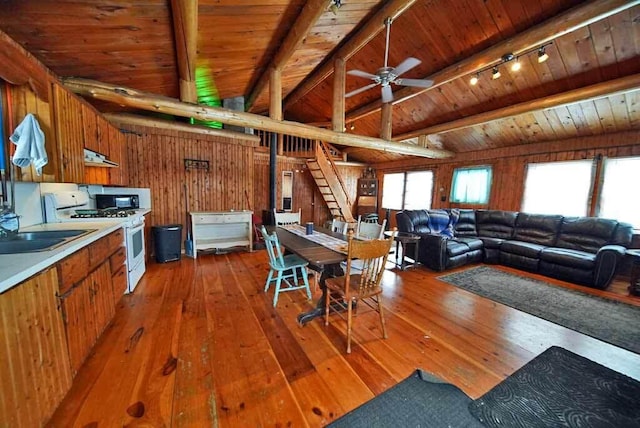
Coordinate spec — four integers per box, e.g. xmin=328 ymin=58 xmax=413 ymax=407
xmin=469 ymin=346 xmax=640 ymax=427
xmin=437 ymin=266 xmax=640 ymax=354
xmin=327 ymin=369 xmax=483 ymax=428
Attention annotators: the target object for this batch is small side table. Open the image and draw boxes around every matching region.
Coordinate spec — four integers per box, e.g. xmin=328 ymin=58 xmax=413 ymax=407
xmin=385 ymin=231 xmax=420 ymax=270
xmin=627 ymin=249 xmax=640 ymax=296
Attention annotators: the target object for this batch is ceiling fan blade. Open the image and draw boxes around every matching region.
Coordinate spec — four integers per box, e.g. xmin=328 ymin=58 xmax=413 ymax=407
xmin=394 ymin=78 xmax=434 ymax=88
xmin=345 ymin=82 xmax=378 ymax=98
xmin=392 ymin=57 xmax=421 ymax=77
xmin=347 ymin=69 xmax=378 ymax=80
xmin=381 ymin=85 xmax=393 ymax=103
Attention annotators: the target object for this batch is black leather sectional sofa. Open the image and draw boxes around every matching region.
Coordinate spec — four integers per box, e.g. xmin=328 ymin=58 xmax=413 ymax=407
xmin=396 ymin=209 xmax=634 ymax=289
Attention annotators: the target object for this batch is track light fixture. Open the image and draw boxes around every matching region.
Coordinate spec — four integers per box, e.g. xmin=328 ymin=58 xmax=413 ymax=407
xmin=537 ymin=46 xmax=549 ymax=63
xmin=468 ymin=43 xmax=552 ymax=86
xmin=329 ymin=0 xmax=342 ymax=15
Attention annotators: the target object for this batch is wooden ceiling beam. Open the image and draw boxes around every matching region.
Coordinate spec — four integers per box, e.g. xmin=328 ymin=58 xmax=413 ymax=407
xmin=246 ymin=0 xmax=332 ymax=112
xmin=347 ymin=0 xmax=640 ymax=122
xmin=394 ymin=73 xmax=640 ymax=141
xmin=283 ymin=0 xmax=418 ymax=111
xmin=63 ymin=77 xmax=454 ymax=159
xmin=170 ymin=0 xmax=198 ymax=103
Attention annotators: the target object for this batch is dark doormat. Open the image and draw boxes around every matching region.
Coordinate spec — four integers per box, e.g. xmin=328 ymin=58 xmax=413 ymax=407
xmin=469 ymin=346 xmax=640 ymax=428
xmin=437 ymin=266 xmax=640 ymax=354
xmin=327 ymin=369 xmax=483 ymax=428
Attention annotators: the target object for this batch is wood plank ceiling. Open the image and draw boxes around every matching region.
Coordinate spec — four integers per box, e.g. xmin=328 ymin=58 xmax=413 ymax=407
xmin=0 ymin=0 xmax=639 ymax=164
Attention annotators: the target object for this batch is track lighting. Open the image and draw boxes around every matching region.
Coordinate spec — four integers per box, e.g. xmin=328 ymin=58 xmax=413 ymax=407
xmin=329 ymin=0 xmax=342 ymax=15
xmin=538 ymin=46 xmax=549 ymax=63
xmin=467 ymin=43 xmax=552 ymax=86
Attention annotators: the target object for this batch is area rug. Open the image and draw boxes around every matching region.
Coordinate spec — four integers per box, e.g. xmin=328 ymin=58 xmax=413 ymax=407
xmin=327 ymin=369 xmax=483 ymax=427
xmin=437 ymin=266 xmax=640 ymax=354
xmin=469 ymin=346 xmax=640 ymax=427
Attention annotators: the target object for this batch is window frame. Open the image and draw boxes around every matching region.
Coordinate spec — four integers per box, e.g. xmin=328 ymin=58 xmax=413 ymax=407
xmin=449 ymin=165 xmax=493 ymax=205
xmin=381 ymin=170 xmax=434 ymax=211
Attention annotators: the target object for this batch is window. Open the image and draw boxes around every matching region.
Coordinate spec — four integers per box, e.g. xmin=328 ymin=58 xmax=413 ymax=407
xmin=521 ymin=160 xmax=594 ymax=216
xmin=598 ymin=156 xmax=640 ymax=227
xmin=450 ymin=166 xmax=492 ymax=204
xmin=382 ymin=170 xmax=434 ymax=210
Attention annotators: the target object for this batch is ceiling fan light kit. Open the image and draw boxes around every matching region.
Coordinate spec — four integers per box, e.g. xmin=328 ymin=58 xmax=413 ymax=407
xmin=345 ymin=16 xmax=433 ymax=103
xmin=468 ymin=42 xmax=552 ymax=85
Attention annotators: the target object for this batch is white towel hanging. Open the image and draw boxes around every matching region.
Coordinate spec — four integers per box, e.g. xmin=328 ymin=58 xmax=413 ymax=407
xmin=10 ymin=113 xmax=48 ymax=176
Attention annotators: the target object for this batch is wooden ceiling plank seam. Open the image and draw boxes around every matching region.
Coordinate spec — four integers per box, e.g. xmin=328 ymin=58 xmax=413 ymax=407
xmin=395 ymin=73 xmax=640 ymax=141
xmin=345 ymin=0 xmax=640 ymax=123
xmin=246 ymin=0 xmax=333 ymax=111
xmin=63 ymin=77 xmax=453 ymax=159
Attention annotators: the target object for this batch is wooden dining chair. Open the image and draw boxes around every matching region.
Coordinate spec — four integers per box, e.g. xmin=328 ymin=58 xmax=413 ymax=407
xmin=260 ymin=226 xmax=312 ymax=307
xmin=355 ymin=216 xmax=387 ymax=240
xmin=273 ymin=208 xmax=301 ymax=226
xmin=325 ymin=229 xmax=396 ymax=353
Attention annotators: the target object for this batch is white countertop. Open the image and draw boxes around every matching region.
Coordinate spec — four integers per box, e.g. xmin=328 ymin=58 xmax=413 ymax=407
xmin=0 ymin=219 xmax=131 ymax=294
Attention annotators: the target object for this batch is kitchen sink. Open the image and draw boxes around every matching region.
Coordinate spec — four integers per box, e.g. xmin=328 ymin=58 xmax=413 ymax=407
xmin=0 ymin=229 xmax=96 ymax=254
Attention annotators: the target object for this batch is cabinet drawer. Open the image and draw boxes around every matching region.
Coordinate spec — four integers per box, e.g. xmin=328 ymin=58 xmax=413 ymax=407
xmin=109 ymin=246 xmax=126 ymax=273
xmin=111 ymin=265 xmax=128 ymax=303
xmin=107 ymin=228 xmax=124 ymax=253
xmin=57 ymin=248 xmax=89 ymax=294
xmin=193 ymin=214 xmax=224 ymax=224
xmin=89 ymin=236 xmax=111 ymax=271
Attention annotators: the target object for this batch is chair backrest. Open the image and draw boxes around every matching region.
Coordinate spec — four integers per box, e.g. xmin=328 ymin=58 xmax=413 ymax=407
xmin=356 ymin=216 xmax=387 ymax=240
xmin=344 ymin=229 xmax=396 ymax=296
xmin=330 ymin=218 xmax=349 ymax=234
xmin=273 ymin=208 xmax=301 ymax=226
xmin=260 ymin=226 xmax=285 ymax=268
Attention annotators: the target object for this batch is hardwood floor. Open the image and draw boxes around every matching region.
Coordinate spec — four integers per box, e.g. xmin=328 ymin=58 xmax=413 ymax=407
xmin=48 ymin=250 xmax=640 ymax=427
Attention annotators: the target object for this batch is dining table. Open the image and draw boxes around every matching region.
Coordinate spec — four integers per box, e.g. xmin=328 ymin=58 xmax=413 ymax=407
xmin=270 ymin=224 xmax=349 ymax=326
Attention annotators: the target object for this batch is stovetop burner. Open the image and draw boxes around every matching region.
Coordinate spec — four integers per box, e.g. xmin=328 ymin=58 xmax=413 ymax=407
xmin=71 ymin=208 xmax=138 ymax=219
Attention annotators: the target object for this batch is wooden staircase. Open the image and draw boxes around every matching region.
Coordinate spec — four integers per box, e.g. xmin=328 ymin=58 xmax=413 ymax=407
xmin=306 ymin=141 xmax=355 ymax=222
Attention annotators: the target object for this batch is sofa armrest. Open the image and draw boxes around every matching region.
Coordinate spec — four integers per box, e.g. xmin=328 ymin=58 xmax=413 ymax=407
xmin=593 ymin=245 xmax=627 ymax=289
xmin=418 ymin=233 xmax=449 ymax=271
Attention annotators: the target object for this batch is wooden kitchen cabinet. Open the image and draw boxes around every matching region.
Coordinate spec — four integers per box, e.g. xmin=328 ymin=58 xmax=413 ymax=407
xmin=0 ymin=267 xmax=72 ymax=428
xmin=51 ymin=82 xmax=85 ymax=183
xmin=56 ymin=229 xmax=125 ymax=376
xmin=108 ymin=124 xmax=129 ymax=186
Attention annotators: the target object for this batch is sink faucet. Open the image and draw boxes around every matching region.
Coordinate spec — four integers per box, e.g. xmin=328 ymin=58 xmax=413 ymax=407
xmin=0 ymin=207 xmax=19 ymax=239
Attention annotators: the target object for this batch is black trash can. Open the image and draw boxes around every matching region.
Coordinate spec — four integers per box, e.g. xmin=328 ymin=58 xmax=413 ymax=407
xmin=153 ymin=224 xmax=182 ymax=263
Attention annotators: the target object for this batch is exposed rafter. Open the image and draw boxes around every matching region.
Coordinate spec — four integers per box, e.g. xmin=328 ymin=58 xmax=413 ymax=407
xmin=283 ymin=0 xmax=418 ymax=111
xmin=346 ymin=0 xmax=640 ymax=122
xmin=63 ymin=78 xmax=454 ymax=159
xmin=394 ymin=73 xmax=640 ymax=141
xmin=246 ymin=0 xmax=332 ymax=112
xmin=170 ymin=0 xmax=198 ymax=103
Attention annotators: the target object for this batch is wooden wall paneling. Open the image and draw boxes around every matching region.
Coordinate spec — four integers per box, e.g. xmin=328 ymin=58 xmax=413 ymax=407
xmin=0 ymin=268 xmax=72 ymax=428
xmin=7 ymin=83 xmax=58 ymax=182
xmin=52 ymin=83 xmax=84 ymax=183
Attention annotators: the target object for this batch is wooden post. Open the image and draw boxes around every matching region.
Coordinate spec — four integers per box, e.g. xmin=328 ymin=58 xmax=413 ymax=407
xmin=170 ymin=0 xmax=198 ymax=103
xmin=333 ymin=57 xmax=346 ymax=133
xmin=380 ymin=102 xmax=392 ymax=140
xmin=269 ymin=67 xmax=284 ymax=155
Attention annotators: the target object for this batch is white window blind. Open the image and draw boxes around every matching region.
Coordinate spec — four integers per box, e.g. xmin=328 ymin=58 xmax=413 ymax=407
xmin=382 ymin=173 xmax=404 ymax=210
xmin=599 ymin=156 xmax=640 ymax=227
xmin=404 ymin=171 xmax=433 ymax=210
xmin=521 ymin=160 xmax=593 ymax=216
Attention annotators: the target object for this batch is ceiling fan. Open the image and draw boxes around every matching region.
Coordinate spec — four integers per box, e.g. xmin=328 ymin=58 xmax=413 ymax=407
xmin=346 ymin=17 xmax=433 ymax=103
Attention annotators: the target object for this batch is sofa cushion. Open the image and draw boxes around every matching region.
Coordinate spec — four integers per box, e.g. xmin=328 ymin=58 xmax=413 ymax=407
xmin=513 ymin=213 xmax=562 ymax=246
xmin=556 ymin=217 xmax=618 ymax=253
xmin=446 ymin=237 xmax=483 ymax=257
xmin=397 ymin=210 xmax=431 ymax=234
xmin=476 ymin=210 xmax=517 ymax=239
xmin=454 ymin=209 xmax=477 ymax=237
xmin=479 ymin=237 xmax=504 ymax=249
xmin=501 ymin=240 xmax=547 ymax=258
xmin=540 ymin=247 xmax=596 ymax=270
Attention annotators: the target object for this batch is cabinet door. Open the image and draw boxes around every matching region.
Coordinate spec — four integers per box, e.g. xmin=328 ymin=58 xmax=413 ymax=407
xmin=60 ymin=277 xmax=95 ymax=376
xmin=81 ymin=103 xmax=99 ymax=153
xmin=52 ymin=83 xmax=85 ymax=183
xmin=108 ymin=124 xmax=128 ymax=186
xmin=91 ymin=262 xmax=115 ymax=338
xmin=96 ymin=114 xmax=111 ymax=157
xmin=0 ymin=268 xmax=72 ymax=427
